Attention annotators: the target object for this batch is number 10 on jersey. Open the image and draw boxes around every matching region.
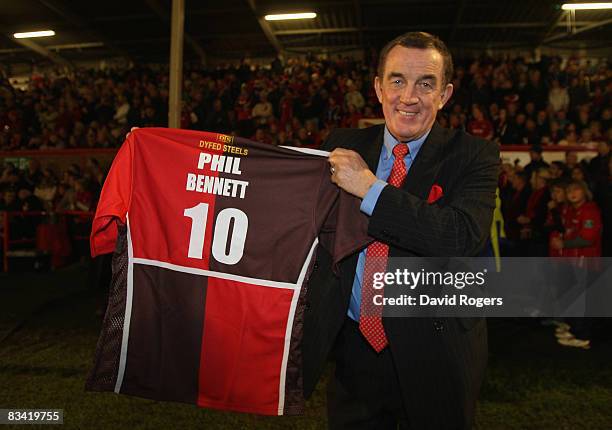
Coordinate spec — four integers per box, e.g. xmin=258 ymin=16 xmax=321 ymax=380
xmin=183 ymin=203 xmax=248 ymax=265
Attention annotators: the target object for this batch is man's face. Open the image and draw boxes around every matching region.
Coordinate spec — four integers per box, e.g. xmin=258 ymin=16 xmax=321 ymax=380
xmin=375 ymin=46 xmax=453 ymax=142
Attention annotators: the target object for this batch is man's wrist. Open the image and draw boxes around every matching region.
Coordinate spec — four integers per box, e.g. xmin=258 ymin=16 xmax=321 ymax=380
xmin=359 ymin=174 xmax=379 ymax=199
xmin=360 ymin=179 xmax=388 ymax=216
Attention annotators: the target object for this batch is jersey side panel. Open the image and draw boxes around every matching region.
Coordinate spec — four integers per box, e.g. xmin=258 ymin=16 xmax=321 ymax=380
xmin=121 ymin=264 xmax=207 ymax=404
xmin=85 ymin=224 xmax=129 ymax=392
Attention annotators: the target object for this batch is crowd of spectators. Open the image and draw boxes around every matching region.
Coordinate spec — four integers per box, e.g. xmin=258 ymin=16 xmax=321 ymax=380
xmin=0 ymin=54 xmax=610 ymax=263
xmin=0 ymin=158 xmax=103 ymax=214
xmin=496 ymin=142 xmax=611 ymax=349
xmin=0 ymin=157 xmax=104 ymax=263
xmin=499 ymin=143 xmax=610 ymax=259
xmin=0 ymin=54 xmax=610 ymax=152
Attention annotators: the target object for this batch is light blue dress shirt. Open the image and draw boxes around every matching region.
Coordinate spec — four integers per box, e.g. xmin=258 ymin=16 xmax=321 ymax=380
xmin=347 ymin=126 xmax=430 ymax=321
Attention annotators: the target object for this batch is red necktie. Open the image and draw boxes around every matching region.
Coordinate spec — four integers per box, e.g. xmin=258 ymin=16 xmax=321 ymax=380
xmin=359 ymin=143 xmax=409 ymax=352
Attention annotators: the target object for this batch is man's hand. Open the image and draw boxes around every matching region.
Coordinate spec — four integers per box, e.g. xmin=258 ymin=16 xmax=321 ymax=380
xmin=328 ymin=148 xmax=377 ymax=199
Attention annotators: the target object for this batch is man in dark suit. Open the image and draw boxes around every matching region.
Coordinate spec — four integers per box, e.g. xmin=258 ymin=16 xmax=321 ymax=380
xmin=302 ymin=32 xmax=500 ymax=429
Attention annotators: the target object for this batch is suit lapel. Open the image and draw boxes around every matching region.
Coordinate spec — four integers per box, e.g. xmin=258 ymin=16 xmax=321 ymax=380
xmin=403 ymin=122 xmax=446 ymax=199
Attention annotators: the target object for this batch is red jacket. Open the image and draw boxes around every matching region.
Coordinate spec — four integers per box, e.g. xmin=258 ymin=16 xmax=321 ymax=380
xmin=561 ymin=201 xmax=602 ymax=257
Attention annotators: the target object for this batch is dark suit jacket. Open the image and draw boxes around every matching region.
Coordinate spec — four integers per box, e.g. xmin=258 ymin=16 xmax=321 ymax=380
xmin=303 ymin=123 xmax=500 ymax=430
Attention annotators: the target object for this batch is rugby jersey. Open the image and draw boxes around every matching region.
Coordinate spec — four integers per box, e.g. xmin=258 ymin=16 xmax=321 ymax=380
xmin=86 ymin=128 xmax=370 ymax=415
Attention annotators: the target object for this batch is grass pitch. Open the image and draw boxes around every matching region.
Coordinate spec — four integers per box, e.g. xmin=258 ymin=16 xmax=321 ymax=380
xmin=1 ymin=264 xmax=611 ymax=429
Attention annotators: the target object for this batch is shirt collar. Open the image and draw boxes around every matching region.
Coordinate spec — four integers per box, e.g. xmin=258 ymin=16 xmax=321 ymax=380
xmin=382 ymin=126 xmax=431 ymax=161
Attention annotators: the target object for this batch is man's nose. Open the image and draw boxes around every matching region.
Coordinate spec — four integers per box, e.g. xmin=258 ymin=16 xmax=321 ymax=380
xmin=399 ymin=85 xmax=419 ymax=104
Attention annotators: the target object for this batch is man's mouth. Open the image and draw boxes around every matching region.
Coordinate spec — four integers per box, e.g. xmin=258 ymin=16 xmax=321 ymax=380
xmin=397 ymin=109 xmax=418 ymax=117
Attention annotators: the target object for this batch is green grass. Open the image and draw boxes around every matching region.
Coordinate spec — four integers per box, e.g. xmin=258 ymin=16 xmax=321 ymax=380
xmin=1 ymin=264 xmax=611 ymax=429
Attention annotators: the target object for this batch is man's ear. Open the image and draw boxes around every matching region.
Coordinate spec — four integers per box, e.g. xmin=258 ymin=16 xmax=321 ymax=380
xmin=374 ymin=76 xmax=383 ymax=104
xmin=439 ymin=83 xmax=454 ymax=110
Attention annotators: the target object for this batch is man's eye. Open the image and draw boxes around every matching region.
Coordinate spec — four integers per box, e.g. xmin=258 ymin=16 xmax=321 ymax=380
xmin=392 ymin=79 xmax=402 ymax=86
xmin=420 ymin=82 xmax=432 ymax=88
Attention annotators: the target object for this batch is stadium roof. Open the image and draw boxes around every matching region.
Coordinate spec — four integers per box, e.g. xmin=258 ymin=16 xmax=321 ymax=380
xmin=0 ymin=0 xmax=611 ymax=66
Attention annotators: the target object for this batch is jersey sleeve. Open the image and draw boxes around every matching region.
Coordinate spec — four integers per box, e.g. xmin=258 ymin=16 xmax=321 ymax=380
xmin=90 ymin=135 xmax=134 ymax=257
xmin=315 ymin=164 xmax=371 ymax=273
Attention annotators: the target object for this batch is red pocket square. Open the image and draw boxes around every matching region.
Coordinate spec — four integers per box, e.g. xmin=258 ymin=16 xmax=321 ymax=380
xmin=427 ymin=184 xmax=443 ymax=204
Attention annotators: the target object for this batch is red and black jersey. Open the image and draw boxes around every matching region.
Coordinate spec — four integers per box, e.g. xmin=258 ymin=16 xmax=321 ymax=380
xmin=86 ymin=128 xmax=370 ymax=415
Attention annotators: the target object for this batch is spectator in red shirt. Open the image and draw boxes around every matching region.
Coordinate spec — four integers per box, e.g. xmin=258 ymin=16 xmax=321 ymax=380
xmin=552 ymin=180 xmax=602 ymax=258
xmin=234 ymin=88 xmax=253 ymax=137
xmin=341 ymin=103 xmax=363 ymax=128
xmin=550 ymin=179 xmax=602 ymax=349
xmin=545 ymin=178 xmax=569 ymax=257
xmin=467 ymin=104 xmax=493 ymax=140
xmin=517 ymin=168 xmax=551 ymax=255
xmin=278 ymin=89 xmax=294 ymax=129
xmin=501 ymin=171 xmax=532 ymax=253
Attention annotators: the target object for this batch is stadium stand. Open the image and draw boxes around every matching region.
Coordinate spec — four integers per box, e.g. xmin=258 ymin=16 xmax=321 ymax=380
xmin=0 ymin=55 xmax=610 ymax=272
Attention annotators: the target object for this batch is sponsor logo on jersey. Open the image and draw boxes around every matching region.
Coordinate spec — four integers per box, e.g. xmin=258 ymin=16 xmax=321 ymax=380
xmin=199 ymin=139 xmax=248 ymax=156
xmin=217 ymin=134 xmax=234 ymax=144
